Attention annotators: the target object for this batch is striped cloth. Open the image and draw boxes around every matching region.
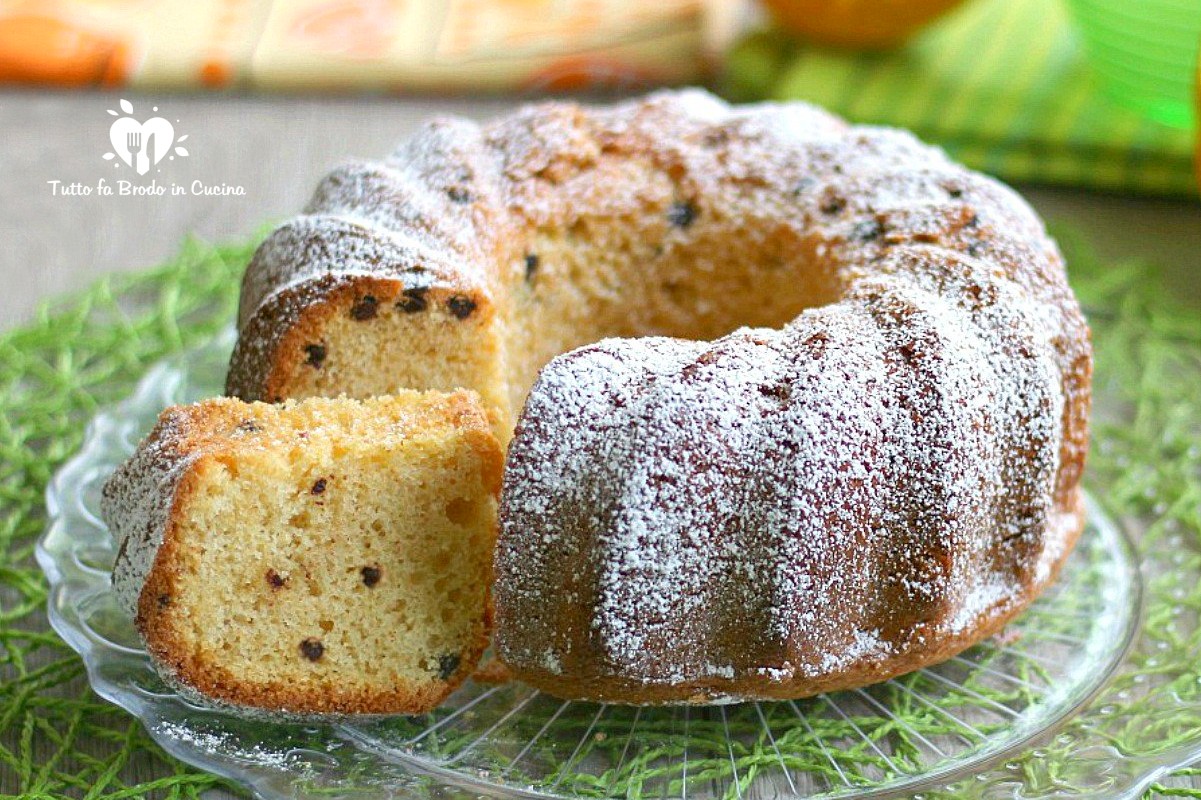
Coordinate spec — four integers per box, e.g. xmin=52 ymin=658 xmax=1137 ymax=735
xmin=724 ymin=0 xmax=1197 ymax=196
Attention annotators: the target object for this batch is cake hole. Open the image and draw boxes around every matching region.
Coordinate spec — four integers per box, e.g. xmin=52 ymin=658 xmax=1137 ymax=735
xmin=445 ymin=497 xmax=477 ymax=526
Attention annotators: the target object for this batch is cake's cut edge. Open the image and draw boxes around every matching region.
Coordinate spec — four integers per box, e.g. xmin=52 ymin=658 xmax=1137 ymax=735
xmin=101 ymin=392 xmax=504 ymax=717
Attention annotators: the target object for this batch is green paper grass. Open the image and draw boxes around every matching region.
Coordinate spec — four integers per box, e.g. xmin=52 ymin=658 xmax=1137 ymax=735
xmin=1 ymin=227 xmax=1199 ymax=798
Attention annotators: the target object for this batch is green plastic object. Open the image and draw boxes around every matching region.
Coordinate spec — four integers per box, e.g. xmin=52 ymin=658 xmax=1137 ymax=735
xmin=1064 ymin=0 xmax=1201 ymax=128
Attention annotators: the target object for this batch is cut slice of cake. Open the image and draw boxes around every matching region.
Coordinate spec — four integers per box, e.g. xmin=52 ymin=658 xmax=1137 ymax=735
xmin=100 ymin=392 xmax=503 ymax=716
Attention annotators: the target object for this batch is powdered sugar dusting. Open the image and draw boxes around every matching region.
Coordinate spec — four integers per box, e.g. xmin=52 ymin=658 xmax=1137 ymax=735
xmin=220 ymin=88 xmax=1089 ymax=702
xmin=490 ymin=90 xmax=1087 ymax=701
xmin=101 ymin=409 xmax=206 ymax=618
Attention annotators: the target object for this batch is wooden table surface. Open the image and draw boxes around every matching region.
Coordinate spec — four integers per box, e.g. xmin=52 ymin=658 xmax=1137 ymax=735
xmin=0 ymin=89 xmax=1198 ymax=796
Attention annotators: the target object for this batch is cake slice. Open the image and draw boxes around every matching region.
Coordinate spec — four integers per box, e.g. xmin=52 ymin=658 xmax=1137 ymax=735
xmin=100 ymin=392 xmax=503 ymax=716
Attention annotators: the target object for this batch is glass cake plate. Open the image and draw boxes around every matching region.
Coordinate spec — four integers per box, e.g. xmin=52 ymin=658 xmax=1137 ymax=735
xmin=35 ymin=329 xmax=1201 ymax=800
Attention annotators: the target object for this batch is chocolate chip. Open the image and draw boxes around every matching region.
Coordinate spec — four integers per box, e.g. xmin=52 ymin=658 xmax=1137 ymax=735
xmin=964 ymin=213 xmax=980 ymax=229
xmin=524 ymin=253 xmax=539 ymax=282
xmin=446 ymin=186 xmax=472 ymax=204
xmin=447 ymin=295 xmax=477 ymax=320
xmin=667 ymin=201 xmax=698 ymax=229
xmin=304 ymin=343 xmax=326 ymax=368
xmin=266 ymin=569 xmax=287 ymax=589
xmin=300 ymin=638 xmax=324 ymax=661
xmin=898 ymin=342 xmax=919 ymax=364
xmin=311 ymin=478 xmax=327 ymax=495
xmin=851 ymin=219 xmax=883 ymax=242
xmin=945 ymin=185 xmax=964 ymax=199
xmin=361 ymin=565 xmax=381 ymax=587
xmin=437 ymin=653 xmax=461 ymax=680
xmin=350 ymin=295 xmax=378 ymax=321
xmin=967 ymin=242 xmax=986 ymax=258
xmin=157 ymin=594 xmax=171 ymax=609
xmin=396 ymin=287 xmax=428 ymax=313
xmin=235 ymin=419 xmax=262 ymax=434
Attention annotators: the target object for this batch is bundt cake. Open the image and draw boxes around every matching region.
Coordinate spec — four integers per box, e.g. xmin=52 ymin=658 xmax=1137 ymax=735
xmin=100 ymin=393 xmax=503 ymax=715
xmin=227 ymin=89 xmax=1091 ymax=704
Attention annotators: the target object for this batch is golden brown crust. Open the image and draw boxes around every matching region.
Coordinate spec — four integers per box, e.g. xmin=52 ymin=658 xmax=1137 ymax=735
xmin=227 ymin=274 xmax=495 ymax=404
xmin=504 ymin=497 xmax=1085 ymax=704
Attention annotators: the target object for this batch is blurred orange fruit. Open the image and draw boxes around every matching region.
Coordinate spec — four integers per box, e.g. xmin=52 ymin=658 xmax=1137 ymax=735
xmin=0 ymin=14 xmax=131 ymax=86
xmin=522 ymin=56 xmax=661 ymax=92
xmin=760 ymin=0 xmax=969 ymax=49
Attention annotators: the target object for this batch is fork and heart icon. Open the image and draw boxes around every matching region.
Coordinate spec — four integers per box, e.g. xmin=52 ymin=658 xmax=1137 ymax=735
xmin=109 ymin=116 xmax=177 ymax=176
